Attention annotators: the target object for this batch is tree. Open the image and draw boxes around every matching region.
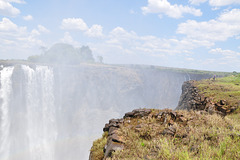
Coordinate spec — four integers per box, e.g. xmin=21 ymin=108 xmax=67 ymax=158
xmin=28 ymin=43 xmax=95 ymax=64
xmin=77 ymin=46 xmax=94 ymax=62
xmin=97 ymin=56 xmax=103 ymax=63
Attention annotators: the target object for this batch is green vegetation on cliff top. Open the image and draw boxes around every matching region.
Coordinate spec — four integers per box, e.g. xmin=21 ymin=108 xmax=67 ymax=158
xmin=90 ymin=74 xmax=240 ymax=160
xmin=196 ymin=74 xmax=240 ymax=113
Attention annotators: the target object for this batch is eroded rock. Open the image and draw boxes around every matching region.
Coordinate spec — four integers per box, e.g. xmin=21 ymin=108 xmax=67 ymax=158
xmin=176 ymin=80 xmax=235 ymax=116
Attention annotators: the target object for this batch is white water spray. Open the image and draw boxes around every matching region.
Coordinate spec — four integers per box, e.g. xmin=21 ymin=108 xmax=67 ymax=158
xmin=0 ymin=67 xmax=14 ymax=160
xmin=22 ymin=65 xmax=57 ymax=160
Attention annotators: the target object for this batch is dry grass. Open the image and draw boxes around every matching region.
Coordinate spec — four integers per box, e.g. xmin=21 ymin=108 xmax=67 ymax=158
xmin=91 ymin=110 xmax=240 ymax=160
xmin=90 ymin=132 xmax=108 ymax=159
xmin=110 ymin=111 xmax=240 ymax=160
xmin=90 ymin=74 xmax=240 ymax=160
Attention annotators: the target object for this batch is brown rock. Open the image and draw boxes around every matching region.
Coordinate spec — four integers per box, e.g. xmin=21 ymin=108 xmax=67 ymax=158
xmin=215 ymin=102 xmax=222 ymax=107
xmin=220 ymin=100 xmax=226 ymax=105
xmin=108 ymin=128 xmax=118 ymax=136
xmin=162 ymin=126 xmax=176 ymax=136
xmin=103 ymin=123 xmax=110 ymax=132
xmin=226 ymin=110 xmax=231 ymax=113
xmin=217 ymin=105 xmax=228 ymax=113
xmin=108 ymin=119 xmax=122 ymax=128
xmin=178 ymin=116 xmax=187 ymax=123
xmin=170 ymin=111 xmax=177 ymax=119
xmin=109 ymin=119 xmax=119 ymax=124
xmin=104 ymin=141 xmax=124 ymax=159
xmin=111 ymin=134 xmax=124 ymax=143
xmin=132 ymin=109 xmax=152 ymax=118
xmin=124 ymin=112 xmax=134 ymax=118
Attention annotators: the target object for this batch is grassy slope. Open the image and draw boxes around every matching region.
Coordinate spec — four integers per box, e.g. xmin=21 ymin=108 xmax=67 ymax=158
xmin=196 ymin=74 xmax=240 ymax=113
xmin=91 ymin=74 xmax=240 ymax=160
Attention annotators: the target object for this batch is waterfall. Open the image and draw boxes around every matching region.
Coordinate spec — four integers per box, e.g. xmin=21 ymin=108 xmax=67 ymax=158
xmin=0 ymin=67 xmax=14 ymax=160
xmin=0 ymin=65 xmax=56 ymax=160
xmin=0 ymin=64 xmax=211 ymax=160
xmin=22 ymin=65 xmax=57 ymax=160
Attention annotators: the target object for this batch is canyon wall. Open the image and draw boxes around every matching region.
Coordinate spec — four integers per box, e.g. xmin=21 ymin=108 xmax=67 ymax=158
xmin=176 ymin=80 xmax=237 ymax=115
xmin=0 ymin=63 xmax=212 ymax=160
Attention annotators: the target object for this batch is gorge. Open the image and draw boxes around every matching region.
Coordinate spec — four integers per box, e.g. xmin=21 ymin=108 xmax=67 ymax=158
xmin=0 ymin=62 xmax=215 ymax=160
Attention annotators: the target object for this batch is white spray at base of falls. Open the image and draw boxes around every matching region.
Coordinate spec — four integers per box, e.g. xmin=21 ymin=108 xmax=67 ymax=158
xmin=0 ymin=67 xmax=14 ymax=160
xmin=22 ymin=65 xmax=57 ymax=160
xmin=0 ymin=65 xmax=57 ymax=160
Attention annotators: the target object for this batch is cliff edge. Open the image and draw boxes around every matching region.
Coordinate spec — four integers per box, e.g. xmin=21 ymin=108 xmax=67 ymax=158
xmin=176 ymin=80 xmax=237 ymax=116
xmin=89 ymin=74 xmax=240 ymax=160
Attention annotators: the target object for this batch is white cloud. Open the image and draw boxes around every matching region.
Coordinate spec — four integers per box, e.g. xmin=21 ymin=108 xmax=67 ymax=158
xmin=37 ymin=25 xmax=50 ymax=33
xmin=85 ymin=24 xmax=103 ymax=38
xmin=23 ymin=15 xmax=33 ymax=21
xmin=218 ymin=9 xmax=240 ymax=24
xmin=56 ymin=23 xmax=239 ymax=71
xmin=189 ymin=0 xmax=240 ymax=6
xmin=207 ymin=48 xmax=240 ymax=70
xmin=0 ymin=0 xmax=21 ymax=16
xmin=7 ymin=0 xmax=25 ymax=4
xmin=60 ymin=32 xmax=80 ymax=47
xmin=89 ymin=27 xmax=205 ymax=67
xmin=211 ymin=7 xmax=220 ymax=11
xmin=97 ymin=27 xmax=210 ymax=58
xmin=0 ymin=17 xmax=18 ymax=30
xmin=142 ymin=0 xmax=202 ymax=19
xmin=186 ymin=57 xmax=194 ymax=61
xmin=209 ymin=48 xmax=240 ymax=56
xmin=177 ymin=9 xmax=240 ymax=42
xmin=61 ymin=18 xmax=88 ymax=31
xmin=209 ymin=0 xmax=240 ymax=6
xmin=0 ymin=18 xmax=46 ymax=58
xmin=60 ymin=18 xmax=104 ymax=38
xmin=189 ymin=0 xmax=208 ymax=5
xmin=30 ymin=29 xmax=40 ymax=36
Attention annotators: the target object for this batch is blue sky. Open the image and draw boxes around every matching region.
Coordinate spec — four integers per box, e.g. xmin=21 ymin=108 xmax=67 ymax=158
xmin=0 ymin=0 xmax=240 ymax=72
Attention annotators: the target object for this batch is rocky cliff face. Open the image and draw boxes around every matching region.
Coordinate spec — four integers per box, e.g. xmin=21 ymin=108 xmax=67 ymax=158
xmin=176 ymin=80 xmax=236 ymax=115
xmin=90 ymin=78 xmax=240 ymax=160
xmin=89 ymin=108 xmax=187 ymax=160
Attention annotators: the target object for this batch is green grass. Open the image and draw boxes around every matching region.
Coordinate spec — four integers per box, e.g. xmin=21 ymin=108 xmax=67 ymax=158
xmin=195 ymin=74 xmax=240 ymax=112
